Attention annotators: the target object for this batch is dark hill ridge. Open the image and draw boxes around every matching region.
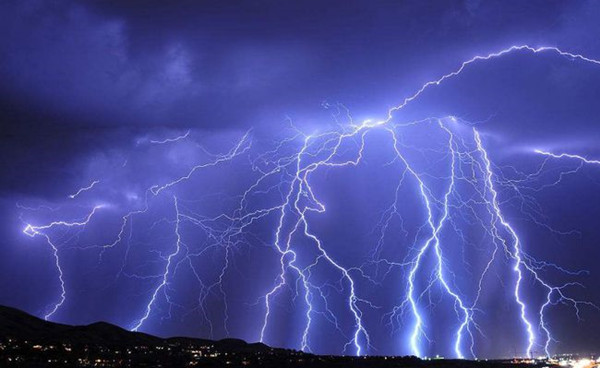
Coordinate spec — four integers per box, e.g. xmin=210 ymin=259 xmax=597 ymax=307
xmin=0 ymin=304 xmax=270 ymax=352
xmin=0 ymin=305 xmax=559 ymax=368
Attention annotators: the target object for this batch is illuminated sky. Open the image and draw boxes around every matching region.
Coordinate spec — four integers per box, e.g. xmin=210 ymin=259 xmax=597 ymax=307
xmin=2 ymin=0 xmax=600 ymax=359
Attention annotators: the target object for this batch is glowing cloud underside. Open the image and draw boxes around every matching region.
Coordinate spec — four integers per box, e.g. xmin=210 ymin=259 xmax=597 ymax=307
xmin=21 ymin=45 xmax=600 ymax=358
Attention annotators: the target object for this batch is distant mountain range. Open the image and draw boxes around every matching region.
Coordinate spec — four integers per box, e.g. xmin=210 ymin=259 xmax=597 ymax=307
xmin=0 ymin=305 xmax=558 ymax=368
xmin=0 ymin=304 xmax=271 ymax=353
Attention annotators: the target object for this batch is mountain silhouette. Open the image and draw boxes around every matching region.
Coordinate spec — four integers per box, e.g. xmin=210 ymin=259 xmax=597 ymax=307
xmin=0 ymin=304 xmax=271 ymax=352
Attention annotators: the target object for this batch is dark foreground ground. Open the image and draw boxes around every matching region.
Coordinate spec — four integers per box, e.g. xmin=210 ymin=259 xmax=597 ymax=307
xmin=0 ymin=305 xmax=555 ymax=368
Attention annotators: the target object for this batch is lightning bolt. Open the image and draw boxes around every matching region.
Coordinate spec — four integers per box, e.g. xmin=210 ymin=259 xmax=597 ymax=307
xmin=385 ymin=45 xmax=600 ymax=122
xmin=476 ymin=133 xmax=599 ymax=357
xmin=131 ymin=196 xmax=182 ymax=331
xmin=19 ymin=44 xmax=600 ymax=358
xmin=473 ymin=131 xmax=537 ymax=357
xmin=259 ymin=121 xmax=379 ymax=355
xmin=68 ymin=180 xmax=100 ymax=199
xmin=535 ymin=149 xmax=600 ymax=165
xmin=150 ymin=130 xmax=191 ymax=144
xmin=150 ymin=130 xmax=251 ymax=195
xmin=395 ymin=121 xmax=475 ymax=359
xmin=22 ymin=205 xmax=104 ymax=320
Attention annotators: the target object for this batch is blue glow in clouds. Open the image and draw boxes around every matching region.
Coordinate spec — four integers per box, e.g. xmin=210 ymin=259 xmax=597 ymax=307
xmin=20 ymin=45 xmax=600 ymax=358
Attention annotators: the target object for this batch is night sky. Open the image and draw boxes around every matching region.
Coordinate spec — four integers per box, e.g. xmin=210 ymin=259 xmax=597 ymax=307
xmin=2 ymin=0 xmax=600 ymax=359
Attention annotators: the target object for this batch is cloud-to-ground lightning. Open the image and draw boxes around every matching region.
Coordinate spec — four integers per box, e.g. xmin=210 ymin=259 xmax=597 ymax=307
xmin=474 ymin=130 xmax=536 ymax=357
xmin=22 ymin=205 xmax=104 ymax=320
xmin=131 ymin=196 xmax=182 ymax=331
xmin=20 ymin=44 xmax=600 ymax=358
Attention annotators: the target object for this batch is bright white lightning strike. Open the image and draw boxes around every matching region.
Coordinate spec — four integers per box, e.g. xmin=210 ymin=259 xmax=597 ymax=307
xmin=535 ymin=149 xmax=600 ymax=165
xmin=384 ymin=45 xmax=600 ymax=122
xmin=20 ymin=44 xmax=600 ymax=358
xmin=22 ymin=205 xmax=104 ymax=320
xmin=131 ymin=196 xmax=182 ymax=332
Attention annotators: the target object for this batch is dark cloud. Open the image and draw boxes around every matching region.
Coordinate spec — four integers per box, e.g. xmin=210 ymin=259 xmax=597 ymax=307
xmin=1 ymin=0 xmax=586 ymax=198
xmin=2 ymin=0 xmax=600 ymax=358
